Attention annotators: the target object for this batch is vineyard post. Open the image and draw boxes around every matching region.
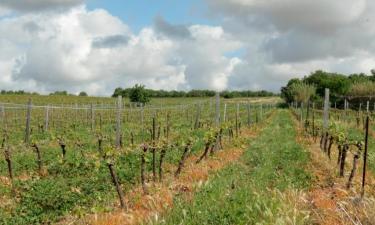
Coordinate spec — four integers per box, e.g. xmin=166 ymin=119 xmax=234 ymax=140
xmin=152 ymin=116 xmax=157 ymax=182
xmin=210 ymin=98 xmax=213 ymax=121
xmin=235 ymin=103 xmax=239 ymax=136
xmin=361 ymin=115 xmax=369 ymax=198
xmin=1 ymin=104 xmax=6 ymax=130
xmin=90 ymin=103 xmax=95 ymax=131
xmin=141 ymin=104 xmax=144 ymax=141
xmin=260 ymin=104 xmax=263 ymax=121
xmin=247 ymin=101 xmax=251 ymax=127
xmin=215 ymin=92 xmax=220 ymax=126
xmin=194 ymin=103 xmax=201 ymax=129
xmin=45 ymin=105 xmax=49 ymax=132
xmin=25 ymin=98 xmax=32 ymax=145
xmin=323 ymin=88 xmax=330 ymax=131
xmin=166 ymin=111 xmax=170 ymax=140
xmin=300 ymin=102 xmax=303 ymax=123
xmin=115 ymin=96 xmax=122 ymax=148
xmin=223 ymin=103 xmax=227 ymax=122
xmin=366 ymin=101 xmax=369 ymax=113
xmin=75 ymin=103 xmax=78 ymax=125
xmin=312 ymin=102 xmax=315 ymax=138
xmin=344 ymin=98 xmax=349 ymax=121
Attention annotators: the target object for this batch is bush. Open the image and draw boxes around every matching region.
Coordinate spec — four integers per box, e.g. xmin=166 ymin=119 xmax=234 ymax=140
xmin=129 ymin=84 xmax=150 ymax=104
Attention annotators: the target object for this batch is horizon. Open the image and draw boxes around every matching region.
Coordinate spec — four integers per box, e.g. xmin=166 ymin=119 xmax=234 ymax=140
xmin=0 ymin=1 xmax=374 ymax=96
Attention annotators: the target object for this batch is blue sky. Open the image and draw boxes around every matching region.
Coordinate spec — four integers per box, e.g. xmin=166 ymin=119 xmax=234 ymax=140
xmin=86 ymin=0 xmax=214 ymax=32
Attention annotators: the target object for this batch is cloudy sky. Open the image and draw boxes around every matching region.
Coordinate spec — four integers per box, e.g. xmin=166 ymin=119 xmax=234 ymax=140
xmin=0 ymin=0 xmax=374 ymax=95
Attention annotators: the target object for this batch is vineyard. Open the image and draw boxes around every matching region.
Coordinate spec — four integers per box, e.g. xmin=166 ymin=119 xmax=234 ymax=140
xmin=0 ymin=95 xmax=278 ymax=224
xmin=0 ymin=93 xmax=374 ymax=224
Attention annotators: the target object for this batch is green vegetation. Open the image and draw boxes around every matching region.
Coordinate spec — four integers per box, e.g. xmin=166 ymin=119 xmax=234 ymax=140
xmin=288 ymin=82 xmax=316 ymax=104
xmin=112 ymin=87 xmax=276 ymax=98
xmin=347 ymin=81 xmax=375 ymax=97
xmin=281 ymin=70 xmax=375 ymax=104
xmin=158 ymin=110 xmax=311 ymax=225
xmin=0 ymin=94 xmax=275 ymax=224
xmin=128 ymin=84 xmax=150 ymax=104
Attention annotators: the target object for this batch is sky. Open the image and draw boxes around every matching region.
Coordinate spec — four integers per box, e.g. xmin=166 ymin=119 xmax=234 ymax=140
xmin=0 ymin=0 xmax=374 ymax=96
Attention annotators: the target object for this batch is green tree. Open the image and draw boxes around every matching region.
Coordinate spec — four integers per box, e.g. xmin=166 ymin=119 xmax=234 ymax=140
xmin=112 ymin=87 xmax=123 ymax=97
xmin=303 ymin=70 xmax=350 ymax=97
xmin=78 ymin=91 xmax=88 ymax=96
xmin=280 ymin=78 xmax=302 ymax=103
xmin=129 ymin=84 xmax=150 ymax=104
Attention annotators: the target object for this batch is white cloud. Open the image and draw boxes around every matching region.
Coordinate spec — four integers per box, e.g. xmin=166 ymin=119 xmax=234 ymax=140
xmin=206 ymin=0 xmax=375 ymax=90
xmin=0 ymin=6 xmax=242 ymax=95
xmin=1 ymin=1 xmax=374 ymax=95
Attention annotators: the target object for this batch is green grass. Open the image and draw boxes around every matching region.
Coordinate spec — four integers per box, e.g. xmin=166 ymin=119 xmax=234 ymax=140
xmin=156 ymin=110 xmax=312 ymax=225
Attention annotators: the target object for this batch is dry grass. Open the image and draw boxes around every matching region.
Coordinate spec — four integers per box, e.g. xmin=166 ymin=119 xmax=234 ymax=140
xmin=292 ymin=113 xmax=375 ymax=225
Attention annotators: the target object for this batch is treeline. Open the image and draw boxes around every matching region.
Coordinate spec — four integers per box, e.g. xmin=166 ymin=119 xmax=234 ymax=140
xmin=1 ymin=90 xmax=39 ymax=95
xmin=0 ymin=90 xmax=88 ymax=96
xmin=281 ymin=70 xmax=375 ymax=105
xmin=112 ymin=87 xmax=276 ymax=98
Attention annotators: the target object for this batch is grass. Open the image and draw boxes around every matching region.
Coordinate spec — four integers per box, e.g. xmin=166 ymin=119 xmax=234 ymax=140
xmin=156 ymin=110 xmax=312 ymax=225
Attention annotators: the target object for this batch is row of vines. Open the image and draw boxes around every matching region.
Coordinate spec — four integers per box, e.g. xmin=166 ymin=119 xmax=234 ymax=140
xmin=0 ymin=97 xmax=275 ymax=224
xmin=290 ymin=100 xmax=374 ymax=197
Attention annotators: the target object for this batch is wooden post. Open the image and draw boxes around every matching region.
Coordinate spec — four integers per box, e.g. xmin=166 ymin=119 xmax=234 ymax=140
xmin=115 ymin=96 xmax=122 ymax=148
xmin=247 ymin=101 xmax=251 ymax=126
xmin=25 ymin=98 xmax=32 ymax=144
xmin=361 ymin=116 xmax=369 ymax=198
xmin=300 ymin=102 xmax=303 ymax=122
xmin=90 ymin=103 xmax=95 ymax=131
xmin=215 ymin=92 xmax=220 ymax=126
xmin=235 ymin=103 xmax=239 ymax=136
xmin=194 ymin=103 xmax=201 ymax=129
xmin=141 ymin=104 xmax=144 ymax=141
xmin=223 ymin=103 xmax=227 ymax=123
xmin=312 ymin=103 xmax=315 ymax=138
xmin=1 ymin=104 xmax=6 ymax=130
xmin=45 ymin=105 xmax=49 ymax=132
xmin=323 ymin=88 xmax=330 ymax=131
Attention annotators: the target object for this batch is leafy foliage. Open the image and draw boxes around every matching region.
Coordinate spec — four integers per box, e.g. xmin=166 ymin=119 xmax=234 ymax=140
xmin=129 ymin=84 xmax=150 ymax=104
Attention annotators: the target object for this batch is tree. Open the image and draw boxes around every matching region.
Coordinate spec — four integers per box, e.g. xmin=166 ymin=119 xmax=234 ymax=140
xmin=112 ymin=87 xmax=123 ymax=97
xmin=50 ymin=91 xmax=68 ymax=96
xmin=129 ymin=84 xmax=150 ymax=104
xmin=289 ymin=83 xmax=316 ymax=103
xmin=304 ymin=70 xmax=350 ymax=97
xmin=78 ymin=91 xmax=88 ymax=96
xmin=371 ymin=69 xmax=375 ymax=81
xmin=280 ymin=78 xmax=302 ymax=103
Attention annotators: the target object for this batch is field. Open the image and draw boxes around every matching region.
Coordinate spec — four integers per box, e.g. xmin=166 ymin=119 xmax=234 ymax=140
xmin=1 ymin=95 xmax=375 ymax=225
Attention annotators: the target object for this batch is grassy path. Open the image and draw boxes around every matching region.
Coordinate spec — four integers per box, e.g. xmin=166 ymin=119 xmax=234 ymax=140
xmin=156 ymin=110 xmax=312 ymax=225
